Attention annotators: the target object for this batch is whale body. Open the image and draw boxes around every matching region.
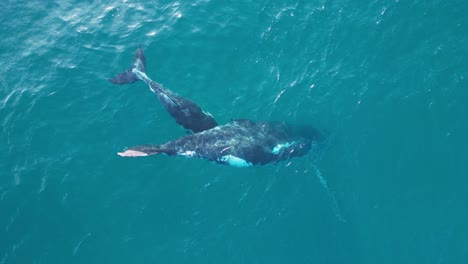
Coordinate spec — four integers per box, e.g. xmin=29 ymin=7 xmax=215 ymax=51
xmin=110 ymin=46 xmax=217 ymax=133
xmin=118 ymin=119 xmax=312 ymax=167
xmin=109 ymin=47 xmax=318 ymax=167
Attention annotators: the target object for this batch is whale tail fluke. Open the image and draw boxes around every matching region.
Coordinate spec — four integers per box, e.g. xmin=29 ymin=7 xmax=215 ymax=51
xmin=118 ymin=144 xmax=164 ymax=157
xmin=109 ymin=45 xmax=146 ymax=85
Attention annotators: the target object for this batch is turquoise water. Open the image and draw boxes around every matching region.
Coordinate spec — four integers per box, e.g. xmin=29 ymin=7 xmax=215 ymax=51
xmin=1 ymin=0 xmax=467 ymax=263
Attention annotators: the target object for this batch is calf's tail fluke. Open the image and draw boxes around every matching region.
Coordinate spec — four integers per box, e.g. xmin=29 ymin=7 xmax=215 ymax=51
xmin=109 ymin=45 xmax=147 ymax=84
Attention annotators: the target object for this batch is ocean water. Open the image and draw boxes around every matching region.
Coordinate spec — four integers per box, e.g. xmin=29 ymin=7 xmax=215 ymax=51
xmin=1 ymin=0 xmax=467 ymax=263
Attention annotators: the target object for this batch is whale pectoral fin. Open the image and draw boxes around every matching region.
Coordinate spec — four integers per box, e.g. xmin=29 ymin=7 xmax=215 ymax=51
xmin=118 ymin=150 xmax=149 ymax=157
xmin=117 ymin=144 xmax=162 ymax=157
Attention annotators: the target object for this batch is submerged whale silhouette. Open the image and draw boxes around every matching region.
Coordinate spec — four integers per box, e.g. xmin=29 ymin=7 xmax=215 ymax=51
xmin=110 ymin=47 xmax=318 ymax=167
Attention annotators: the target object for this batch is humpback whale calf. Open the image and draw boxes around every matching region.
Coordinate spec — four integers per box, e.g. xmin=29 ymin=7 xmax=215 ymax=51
xmin=110 ymin=46 xmax=217 ymax=133
xmin=110 ymin=47 xmax=318 ymax=167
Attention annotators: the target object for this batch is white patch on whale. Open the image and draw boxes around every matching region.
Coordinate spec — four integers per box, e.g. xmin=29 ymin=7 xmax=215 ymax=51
xmin=219 ymin=155 xmax=252 ymax=167
xmin=160 ymin=93 xmax=176 ymax=106
xmin=179 ymin=150 xmax=196 ymax=157
xmin=272 ymin=141 xmax=296 ymax=155
xmin=203 ymin=111 xmax=214 ymax=117
xmin=182 ymin=108 xmax=191 ymax=116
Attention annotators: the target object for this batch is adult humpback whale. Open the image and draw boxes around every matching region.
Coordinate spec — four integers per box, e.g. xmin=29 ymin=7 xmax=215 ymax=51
xmin=110 ymin=47 xmax=317 ymax=167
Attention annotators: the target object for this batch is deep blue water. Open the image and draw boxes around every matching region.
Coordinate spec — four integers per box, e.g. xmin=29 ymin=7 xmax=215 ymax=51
xmin=1 ymin=0 xmax=467 ymax=263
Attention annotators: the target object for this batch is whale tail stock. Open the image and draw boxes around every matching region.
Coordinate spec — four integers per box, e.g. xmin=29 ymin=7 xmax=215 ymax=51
xmin=109 ymin=45 xmax=146 ymax=84
xmin=118 ymin=144 xmax=165 ymax=157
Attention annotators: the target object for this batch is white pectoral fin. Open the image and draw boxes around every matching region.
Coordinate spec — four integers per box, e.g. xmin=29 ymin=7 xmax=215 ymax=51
xmin=117 ymin=150 xmax=149 ymax=157
xmin=117 ymin=145 xmax=161 ymax=157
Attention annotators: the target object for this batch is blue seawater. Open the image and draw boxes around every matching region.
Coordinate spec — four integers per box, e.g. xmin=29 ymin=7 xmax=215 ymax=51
xmin=1 ymin=0 xmax=467 ymax=263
